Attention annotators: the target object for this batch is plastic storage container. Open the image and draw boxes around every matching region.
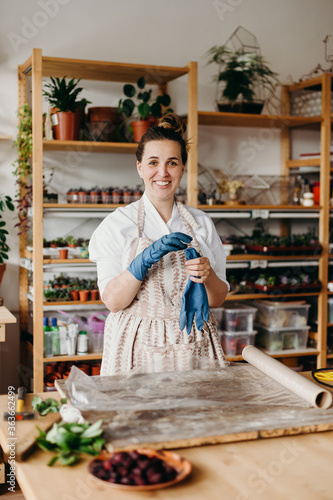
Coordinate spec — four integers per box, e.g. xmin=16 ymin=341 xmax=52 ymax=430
xmin=328 ymin=298 xmax=333 ymax=323
xmin=251 ymin=300 xmax=310 ymax=328
xmin=255 ymin=325 xmax=310 ymax=353
xmin=221 ymin=302 xmax=257 ymax=332
xmin=210 ymin=308 xmax=223 ymax=328
xmin=220 ymin=330 xmax=257 ymax=356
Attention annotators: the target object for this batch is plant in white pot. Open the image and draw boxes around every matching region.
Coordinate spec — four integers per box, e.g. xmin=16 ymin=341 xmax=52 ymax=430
xmin=118 ymin=77 xmax=173 ymax=142
xmin=42 ymin=77 xmax=91 ymax=140
xmin=206 ymin=45 xmax=279 ymax=114
xmin=0 ymin=194 xmax=15 ymax=287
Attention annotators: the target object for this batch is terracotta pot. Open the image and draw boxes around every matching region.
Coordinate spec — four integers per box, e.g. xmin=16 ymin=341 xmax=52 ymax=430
xmin=90 ymin=289 xmax=99 ymax=301
xmin=88 ymin=107 xmax=120 ymax=123
xmin=78 ymin=191 xmax=88 ymax=203
xmin=91 ymin=364 xmax=101 ymax=376
xmin=70 ymin=290 xmax=79 ymax=301
xmin=87 ymin=107 xmax=121 ymax=142
xmin=131 ymin=120 xmax=152 ymax=142
xmin=90 ymin=191 xmax=100 ymax=204
xmin=52 ymin=110 xmax=81 ymax=140
xmin=0 ymin=263 xmax=6 ymax=288
xmin=58 ymin=248 xmax=68 ymax=259
xmin=79 ymin=289 xmax=90 ymax=301
xmin=78 ymin=363 xmax=90 ymax=375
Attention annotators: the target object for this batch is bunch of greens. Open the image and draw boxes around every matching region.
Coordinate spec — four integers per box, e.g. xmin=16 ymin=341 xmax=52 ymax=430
xmin=36 ymin=419 xmax=105 ymax=466
xmin=31 ymin=396 xmax=67 ymax=416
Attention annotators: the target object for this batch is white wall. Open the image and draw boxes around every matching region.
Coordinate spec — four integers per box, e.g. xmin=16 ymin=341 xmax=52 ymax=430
xmin=1 ymin=0 xmax=333 ymax=313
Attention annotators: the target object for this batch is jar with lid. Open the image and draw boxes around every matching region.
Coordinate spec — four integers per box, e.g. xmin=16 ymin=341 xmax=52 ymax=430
xmin=132 ymin=185 xmax=142 ymax=202
xmin=112 ymin=187 xmax=121 ymax=204
xmin=302 ymin=192 xmax=314 ymax=207
xmin=122 ymin=186 xmax=132 ymax=204
xmin=77 ymin=330 xmax=89 ymax=355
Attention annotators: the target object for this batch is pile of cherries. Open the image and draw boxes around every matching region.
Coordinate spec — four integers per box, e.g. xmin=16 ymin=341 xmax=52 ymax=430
xmin=90 ymin=450 xmax=178 ymax=486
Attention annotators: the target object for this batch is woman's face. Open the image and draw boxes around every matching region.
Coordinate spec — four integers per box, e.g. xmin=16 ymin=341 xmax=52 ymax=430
xmin=137 ymin=140 xmax=185 ymax=205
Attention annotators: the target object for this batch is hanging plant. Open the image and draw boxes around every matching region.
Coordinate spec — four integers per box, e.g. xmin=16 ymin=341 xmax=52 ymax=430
xmin=12 ymin=104 xmax=32 ymax=234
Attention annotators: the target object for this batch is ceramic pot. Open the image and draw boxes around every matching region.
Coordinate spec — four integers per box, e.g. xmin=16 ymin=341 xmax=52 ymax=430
xmin=70 ymin=290 xmax=79 ymax=301
xmin=131 ymin=120 xmax=151 ymax=142
xmin=90 ymin=289 xmax=99 ymax=301
xmin=87 ymin=107 xmax=121 ymax=141
xmin=52 ymin=110 xmax=81 ymax=140
xmin=217 ymin=100 xmax=264 ymax=115
xmin=58 ymin=248 xmax=68 ymax=259
xmin=79 ymin=289 xmax=90 ymax=302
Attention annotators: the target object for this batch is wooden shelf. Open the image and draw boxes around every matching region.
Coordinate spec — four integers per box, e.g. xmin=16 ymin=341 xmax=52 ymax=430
xmin=0 ymin=134 xmax=12 ymax=140
xmin=197 ymin=111 xmax=321 ymax=129
xmin=21 ymin=55 xmax=190 ymax=83
xmin=199 ymin=204 xmax=320 ymax=211
xmin=225 ymin=292 xmax=320 ymax=301
xmin=44 ymin=353 xmax=102 ymax=362
xmin=43 ymin=203 xmax=124 ymax=209
xmin=286 ymin=158 xmax=322 ymax=168
xmin=226 ymin=349 xmax=319 ymax=361
xmin=43 ymin=300 xmax=102 ymax=306
xmin=227 ymin=254 xmax=320 ymax=261
xmin=43 ymin=140 xmax=138 ymax=154
xmin=326 ymin=353 xmax=333 ymax=359
xmin=43 ymin=258 xmax=92 ymax=264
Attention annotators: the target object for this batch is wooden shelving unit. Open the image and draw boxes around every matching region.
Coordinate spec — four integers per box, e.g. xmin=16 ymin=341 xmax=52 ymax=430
xmin=18 ymin=50 xmax=332 ymax=390
xmin=197 ymin=74 xmax=332 ymax=371
xmin=18 ymin=49 xmax=197 ymax=392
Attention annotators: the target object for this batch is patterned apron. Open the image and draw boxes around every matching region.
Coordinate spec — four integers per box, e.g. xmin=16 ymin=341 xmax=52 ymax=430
xmin=101 ymin=198 xmax=226 ymax=375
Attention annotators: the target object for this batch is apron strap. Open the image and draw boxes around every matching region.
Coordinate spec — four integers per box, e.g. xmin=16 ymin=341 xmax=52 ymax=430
xmin=176 ymin=201 xmax=202 ymax=255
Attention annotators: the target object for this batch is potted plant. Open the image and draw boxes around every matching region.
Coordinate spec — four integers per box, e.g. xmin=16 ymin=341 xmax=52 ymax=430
xmin=206 ymin=45 xmax=279 ymax=114
xmin=217 ymin=178 xmax=245 ymax=205
xmin=42 ymin=77 xmax=91 ymax=140
xmin=0 ymin=194 xmax=15 ymax=287
xmin=118 ymin=77 xmax=173 ymax=142
xmin=65 ymin=235 xmax=78 ymax=248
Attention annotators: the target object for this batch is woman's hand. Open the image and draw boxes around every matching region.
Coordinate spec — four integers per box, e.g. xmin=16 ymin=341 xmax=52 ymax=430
xmin=185 ymin=254 xmax=211 ymax=283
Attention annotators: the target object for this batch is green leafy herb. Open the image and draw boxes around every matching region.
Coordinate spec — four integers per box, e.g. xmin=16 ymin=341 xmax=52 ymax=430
xmin=36 ymin=420 xmax=105 ymax=466
xmin=31 ymin=396 xmax=67 ymax=416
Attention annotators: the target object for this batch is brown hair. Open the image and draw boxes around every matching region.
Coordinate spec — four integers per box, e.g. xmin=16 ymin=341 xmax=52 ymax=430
xmin=135 ymin=113 xmax=190 ymax=165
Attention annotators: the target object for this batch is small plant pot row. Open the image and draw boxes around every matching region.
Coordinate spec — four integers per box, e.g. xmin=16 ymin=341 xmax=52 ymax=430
xmin=245 ymin=244 xmax=322 ymax=256
xmin=44 ymin=287 xmax=100 ymax=302
xmin=45 ymin=361 xmax=101 ymax=388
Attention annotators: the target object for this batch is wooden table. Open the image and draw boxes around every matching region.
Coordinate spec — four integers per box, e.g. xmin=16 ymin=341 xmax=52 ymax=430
xmin=1 ymin=387 xmax=333 ymax=500
xmin=0 ymin=306 xmax=16 ymax=342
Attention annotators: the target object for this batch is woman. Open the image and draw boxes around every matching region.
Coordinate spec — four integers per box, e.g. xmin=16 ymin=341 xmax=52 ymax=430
xmin=89 ymin=113 xmax=229 ymax=375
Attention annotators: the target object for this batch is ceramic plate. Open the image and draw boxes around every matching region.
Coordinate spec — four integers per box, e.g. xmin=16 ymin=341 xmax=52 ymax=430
xmin=88 ymin=448 xmax=192 ymax=491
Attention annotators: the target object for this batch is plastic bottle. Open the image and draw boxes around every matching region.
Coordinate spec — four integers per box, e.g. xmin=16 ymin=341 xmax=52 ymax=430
xmin=77 ymin=330 xmax=89 ymax=355
xmin=51 ymin=318 xmax=60 ymax=356
xmin=43 ymin=317 xmax=53 ymax=358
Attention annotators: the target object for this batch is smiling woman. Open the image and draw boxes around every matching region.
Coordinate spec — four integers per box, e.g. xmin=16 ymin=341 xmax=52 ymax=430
xmin=89 ymin=113 xmax=229 ymax=376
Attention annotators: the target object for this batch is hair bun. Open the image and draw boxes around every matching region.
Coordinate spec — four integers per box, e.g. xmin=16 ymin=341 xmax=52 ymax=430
xmin=157 ymin=113 xmax=186 ymax=136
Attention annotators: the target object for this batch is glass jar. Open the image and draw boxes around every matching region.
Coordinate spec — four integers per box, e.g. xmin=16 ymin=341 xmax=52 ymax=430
xmin=112 ymin=187 xmax=121 ymax=204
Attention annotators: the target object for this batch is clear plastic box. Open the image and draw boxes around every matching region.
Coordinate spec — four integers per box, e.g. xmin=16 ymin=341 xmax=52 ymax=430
xmin=251 ymin=300 xmax=310 ymax=328
xmin=220 ymin=330 xmax=257 ymax=356
xmin=255 ymin=325 xmax=310 ymax=353
xmin=210 ymin=308 xmax=223 ymax=328
xmin=221 ymin=302 xmax=257 ymax=332
xmin=328 ymin=298 xmax=333 ymax=323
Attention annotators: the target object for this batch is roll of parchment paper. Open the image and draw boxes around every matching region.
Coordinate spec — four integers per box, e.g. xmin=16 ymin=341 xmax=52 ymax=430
xmin=242 ymin=345 xmax=332 ymax=409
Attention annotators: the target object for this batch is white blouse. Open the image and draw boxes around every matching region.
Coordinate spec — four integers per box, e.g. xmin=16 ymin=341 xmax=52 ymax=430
xmin=89 ymin=192 xmax=229 ymax=298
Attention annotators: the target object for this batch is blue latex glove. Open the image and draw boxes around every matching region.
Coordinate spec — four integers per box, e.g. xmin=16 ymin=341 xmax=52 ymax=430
xmin=179 ymin=247 xmax=209 ymax=334
xmin=127 ymin=232 xmax=192 ymax=281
